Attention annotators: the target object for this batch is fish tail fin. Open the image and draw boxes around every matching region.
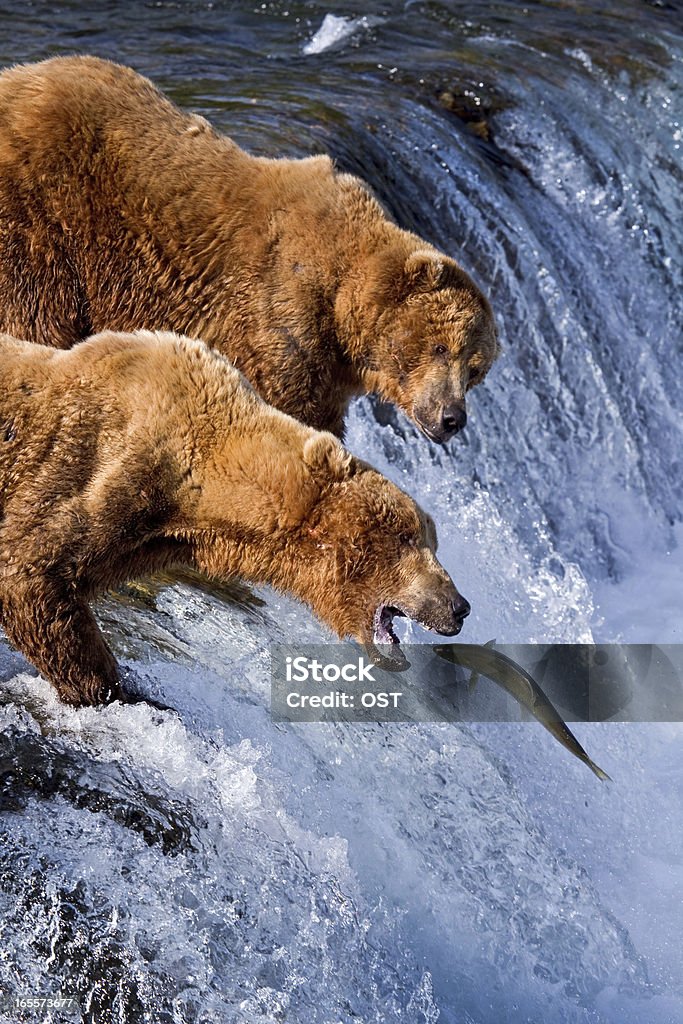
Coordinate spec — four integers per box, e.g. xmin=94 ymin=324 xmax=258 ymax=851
xmin=589 ymin=761 xmax=612 ymax=782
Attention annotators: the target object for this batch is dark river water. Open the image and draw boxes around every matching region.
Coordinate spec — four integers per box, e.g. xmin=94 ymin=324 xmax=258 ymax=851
xmin=0 ymin=3 xmax=682 ymax=1023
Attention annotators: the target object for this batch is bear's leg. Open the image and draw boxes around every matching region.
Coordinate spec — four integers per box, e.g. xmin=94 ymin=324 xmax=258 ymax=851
xmin=0 ymin=579 xmax=121 ymax=706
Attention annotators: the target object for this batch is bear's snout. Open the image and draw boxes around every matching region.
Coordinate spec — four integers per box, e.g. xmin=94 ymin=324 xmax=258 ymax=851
xmin=413 ymin=399 xmax=467 ymax=444
xmin=426 ymin=589 xmax=470 ymax=636
xmin=405 ymin=576 xmax=471 ymax=638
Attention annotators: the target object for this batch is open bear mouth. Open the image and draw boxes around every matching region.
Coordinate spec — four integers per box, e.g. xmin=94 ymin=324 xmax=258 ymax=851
xmin=372 ymin=603 xmax=408 ymax=645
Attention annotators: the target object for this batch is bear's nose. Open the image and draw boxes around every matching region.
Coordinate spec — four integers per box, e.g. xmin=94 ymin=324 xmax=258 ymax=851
xmin=451 ymin=595 xmax=471 ymax=624
xmin=441 ymin=402 xmax=467 ymax=438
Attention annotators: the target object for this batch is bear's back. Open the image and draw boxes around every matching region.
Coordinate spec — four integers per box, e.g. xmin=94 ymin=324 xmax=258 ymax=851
xmin=0 ymin=330 xmax=256 ymax=510
xmin=0 ymin=56 xmax=178 ymax=145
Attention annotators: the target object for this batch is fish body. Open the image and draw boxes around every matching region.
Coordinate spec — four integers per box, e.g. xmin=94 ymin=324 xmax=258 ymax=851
xmin=434 ymin=643 xmax=611 ymax=781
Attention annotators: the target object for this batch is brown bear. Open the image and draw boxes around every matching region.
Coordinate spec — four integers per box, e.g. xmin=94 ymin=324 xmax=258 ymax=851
xmin=0 ymin=55 xmax=498 ymax=444
xmin=0 ymin=329 xmax=470 ymax=707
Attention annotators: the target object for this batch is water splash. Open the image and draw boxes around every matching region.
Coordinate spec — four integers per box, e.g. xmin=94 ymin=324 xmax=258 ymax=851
xmin=302 ymin=13 xmax=383 ymax=56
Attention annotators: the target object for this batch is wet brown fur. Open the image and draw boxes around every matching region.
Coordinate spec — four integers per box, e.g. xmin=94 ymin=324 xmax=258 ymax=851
xmin=0 ymin=55 xmax=499 ymax=440
xmin=0 ymin=330 xmax=465 ymax=706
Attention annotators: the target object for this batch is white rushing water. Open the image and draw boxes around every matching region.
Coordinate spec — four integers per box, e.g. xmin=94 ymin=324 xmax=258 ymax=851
xmin=302 ymin=14 xmax=384 ymax=56
xmin=1 ymin=2 xmax=682 ymax=1022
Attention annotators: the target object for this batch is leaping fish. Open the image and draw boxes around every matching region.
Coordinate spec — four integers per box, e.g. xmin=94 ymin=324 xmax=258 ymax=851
xmin=433 ymin=642 xmax=611 ymax=781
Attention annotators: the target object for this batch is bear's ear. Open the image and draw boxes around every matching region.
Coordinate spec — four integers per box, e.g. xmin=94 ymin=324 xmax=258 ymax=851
xmin=303 ymin=434 xmax=354 ymax=483
xmin=402 ymin=251 xmax=445 ymax=294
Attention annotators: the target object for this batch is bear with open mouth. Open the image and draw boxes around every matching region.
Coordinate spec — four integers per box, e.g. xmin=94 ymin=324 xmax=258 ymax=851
xmin=0 ymin=329 xmax=470 ymax=706
xmin=0 ymin=55 xmax=498 ymax=445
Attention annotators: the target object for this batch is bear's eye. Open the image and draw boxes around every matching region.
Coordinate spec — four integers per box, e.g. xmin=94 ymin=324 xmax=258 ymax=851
xmin=400 ymin=534 xmax=418 ymax=549
xmin=433 ymin=344 xmax=448 ymax=358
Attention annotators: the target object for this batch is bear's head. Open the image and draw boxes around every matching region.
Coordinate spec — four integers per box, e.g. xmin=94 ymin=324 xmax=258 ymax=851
xmin=347 ymin=246 xmax=499 ymax=445
xmin=302 ymin=436 xmax=470 ymax=648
